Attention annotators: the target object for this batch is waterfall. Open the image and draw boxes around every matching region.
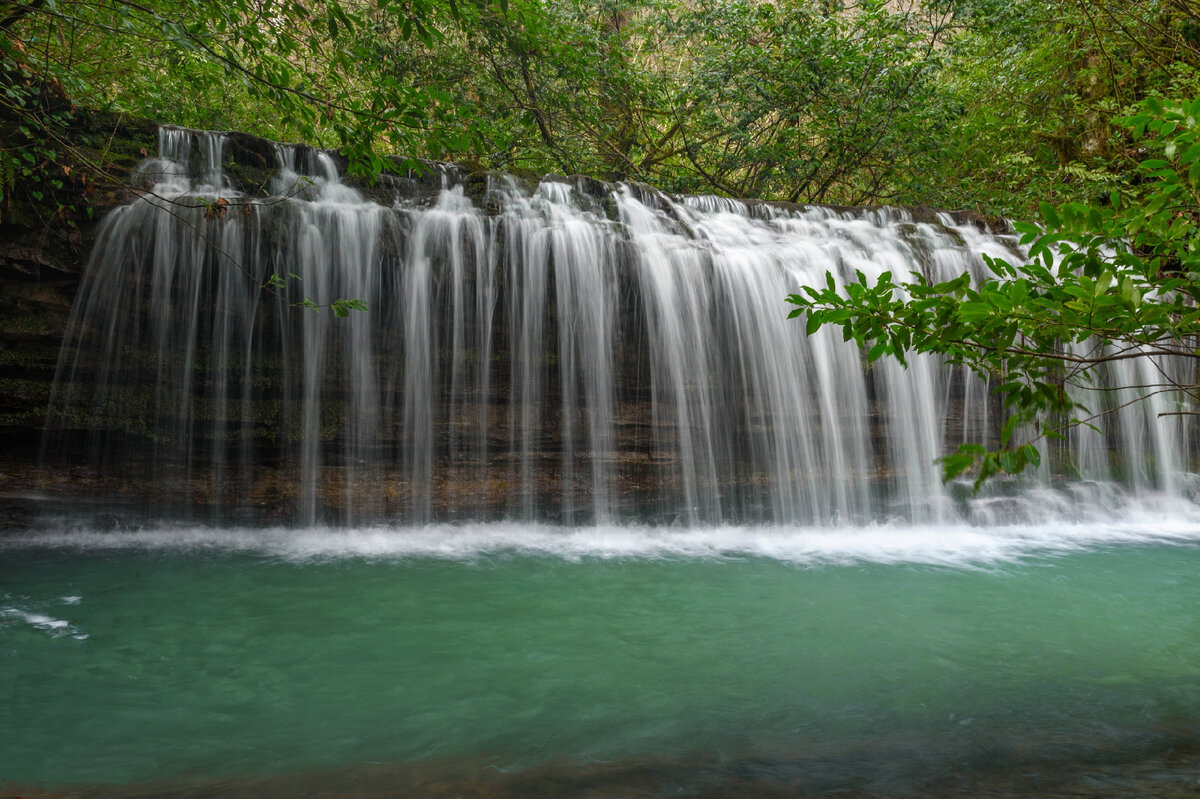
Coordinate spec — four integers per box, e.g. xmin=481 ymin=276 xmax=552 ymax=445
xmin=43 ymin=127 xmax=1199 ymax=524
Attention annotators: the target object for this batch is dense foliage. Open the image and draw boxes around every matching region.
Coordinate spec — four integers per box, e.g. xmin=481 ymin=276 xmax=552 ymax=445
xmin=4 ymin=0 xmax=1199 ymax=215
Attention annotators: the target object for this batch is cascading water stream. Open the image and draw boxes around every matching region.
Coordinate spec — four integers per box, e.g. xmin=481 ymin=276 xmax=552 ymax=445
xmin=42 ymin=127 xmax=1199 ymax=524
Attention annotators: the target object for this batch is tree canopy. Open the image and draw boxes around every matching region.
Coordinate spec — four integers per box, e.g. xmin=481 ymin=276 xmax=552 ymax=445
xmin=5 ymin=0 xmax=1199 ymax=213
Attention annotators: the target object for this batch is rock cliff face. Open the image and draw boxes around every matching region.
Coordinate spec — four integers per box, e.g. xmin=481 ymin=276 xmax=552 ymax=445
xmin=0 ymin=115 xmax=309 ymax=452
xmin=0 ymin=112 xmax=145 ymax=515
xmin=0 ymin=117 xmax=435 ymax=484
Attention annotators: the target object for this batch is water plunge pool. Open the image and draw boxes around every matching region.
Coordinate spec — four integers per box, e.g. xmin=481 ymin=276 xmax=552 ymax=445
xmin=2 ymin=521 xmax=1199 ymax=796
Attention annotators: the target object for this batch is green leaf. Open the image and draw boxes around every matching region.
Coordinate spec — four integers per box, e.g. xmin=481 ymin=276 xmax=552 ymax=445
xmin=1021 ymin=444 xmax=1041 ymax=469
xmin=1181 ymin=142 xmax=1200 ymax=165
xmin=331 ymin=298 xmax=369 ymax=317
xmin=938 ymin=443 xmax=985 ymax=483
xmin=957 ymin=301 xmax=992 ymax=321
xmin=999 ymin=412 xmax=1022 ymax=447
xmin=1039 ymin=202 xmax=1061 ymax=229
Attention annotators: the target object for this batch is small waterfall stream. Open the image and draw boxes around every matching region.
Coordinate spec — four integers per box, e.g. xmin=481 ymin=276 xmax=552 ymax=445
xmin=43 ymin=127 xmax=1199 ymax=524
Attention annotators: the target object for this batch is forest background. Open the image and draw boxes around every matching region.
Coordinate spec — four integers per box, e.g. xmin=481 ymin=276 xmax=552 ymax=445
xmin=4 ymin=0 xmax=1198 ymax=217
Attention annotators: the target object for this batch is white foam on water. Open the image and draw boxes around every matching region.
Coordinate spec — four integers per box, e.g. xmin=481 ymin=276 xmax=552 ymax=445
xmin=0 ymin=606 xmax=88 ymax=639
xmin=7 ymin=498 xmax=1200 ymax=567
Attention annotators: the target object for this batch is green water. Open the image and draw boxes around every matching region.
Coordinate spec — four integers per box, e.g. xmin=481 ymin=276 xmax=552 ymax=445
xmin=2 ymin=524 xmax=1199 ymax=794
